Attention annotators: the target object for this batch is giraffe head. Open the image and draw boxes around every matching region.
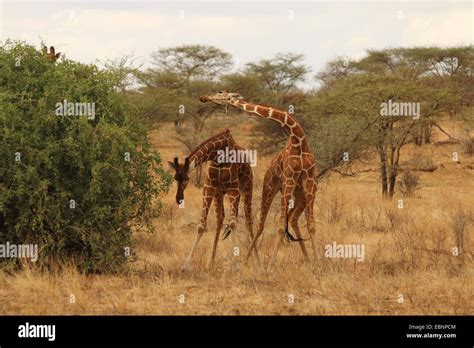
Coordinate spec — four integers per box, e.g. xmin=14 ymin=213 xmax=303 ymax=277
xmin=168 ymin=157 xmax=191 ymax=205
xmin=199 ymin=90 xmax=244 ymax=106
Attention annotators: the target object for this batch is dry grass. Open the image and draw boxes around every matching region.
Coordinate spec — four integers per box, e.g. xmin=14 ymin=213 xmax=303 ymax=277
xmin=0 ymin=119 xmax=473 ymax=315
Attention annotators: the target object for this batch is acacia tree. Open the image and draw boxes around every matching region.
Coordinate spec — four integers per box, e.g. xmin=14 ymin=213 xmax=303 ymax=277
xmin=220 ymin=72 xmax=268 ymax=102
xmin=304 ymin=70 xmax=459 ymax=197
xmin=135 ymin=45 xmax=231 ymax=185
xmin=245 ymin=52 xmax=310 ymax=95
xmin=315 ymin=57 xmax=357 ymax=88
xmin=353 ymin=46 xmax=473 ymax=144
xmin=151 ymin=44 xmax=232 ymax=84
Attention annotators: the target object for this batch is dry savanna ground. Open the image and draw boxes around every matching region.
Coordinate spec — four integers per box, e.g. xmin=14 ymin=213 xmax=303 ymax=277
xmin=1 ymin=117 xmax=473 ymax=315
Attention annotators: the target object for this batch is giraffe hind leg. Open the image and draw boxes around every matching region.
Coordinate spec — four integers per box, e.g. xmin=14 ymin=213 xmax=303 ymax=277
xmin=267 ymin=179 xmax=298 ymax=272
xmin=284 ymin=195 xmax=309 ymax=242
xmin=242 ymin=188 xmax=262 ymax=267
xmin=286 ymin=190 xmax=310 ymax=261
xmin=284 ymin=213 xmax=308 ymax=242
xmin=244 ymin=172 xmax=279 ymax=264
xmin=303 ymin=177 xmax=318 ymax=261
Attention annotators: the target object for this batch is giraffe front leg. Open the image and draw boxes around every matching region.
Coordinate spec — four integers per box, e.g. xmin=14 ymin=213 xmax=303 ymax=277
xmin=225 ymin=190 xmax=241 ymax=270
xmin=289 ymin=189 xmax=310 ymax=262
xmin=207 ymin=192 xmax=224 ymax=270
xmin=245 ymin=171 xmax=279 ymax=266
xmin=181 ymin=186 xmax=215 ymax=271
xmin=242 ymin=190 xmax=262 ymax=268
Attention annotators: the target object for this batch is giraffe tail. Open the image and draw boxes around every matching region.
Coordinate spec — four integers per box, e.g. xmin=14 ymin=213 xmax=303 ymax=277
xmin=285 ymin=229 xmax=308 ymax=242
xmin=222 ymin=224 xmax=232 ymax=240
xmin=284 ymin=214 xmax=308 ymax=242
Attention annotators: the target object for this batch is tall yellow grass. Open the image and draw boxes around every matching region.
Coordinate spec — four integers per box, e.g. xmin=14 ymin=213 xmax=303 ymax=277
xmin=0 ymin=119 xmax=472 ymax=315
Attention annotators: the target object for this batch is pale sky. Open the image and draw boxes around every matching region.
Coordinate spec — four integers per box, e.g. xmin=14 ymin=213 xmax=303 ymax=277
xmin=1 ymin=1 xmax=472 ymax=89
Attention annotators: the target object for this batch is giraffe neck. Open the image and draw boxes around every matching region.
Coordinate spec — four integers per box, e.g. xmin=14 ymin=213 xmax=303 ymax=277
xmin=229 ymin=99 xmax=306 ymax=141
xmin=188 ymin=130 xmax=236 ymax=170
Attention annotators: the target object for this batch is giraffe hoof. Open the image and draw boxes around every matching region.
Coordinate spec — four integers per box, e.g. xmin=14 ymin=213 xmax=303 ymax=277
xmin=222 ymin=225 xmax=232 ymax=240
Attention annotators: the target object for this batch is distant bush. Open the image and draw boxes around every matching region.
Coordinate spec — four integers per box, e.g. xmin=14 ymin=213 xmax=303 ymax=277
xmin=405 ymin=156 xmax=438 ymax=172
xmin=398 ymin=169 xmax=420 ymax=196
xmin=461 ymin=136 xmax=474 ymax=155
xmin=0 ymin=41 xmax=171 ymax=273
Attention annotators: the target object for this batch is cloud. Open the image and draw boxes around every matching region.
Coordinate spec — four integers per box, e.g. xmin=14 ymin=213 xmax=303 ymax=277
xmin=0 ymin=1 xmax=471 ymax=78
xmin=402 ymin=9 xmax=473 ymax=46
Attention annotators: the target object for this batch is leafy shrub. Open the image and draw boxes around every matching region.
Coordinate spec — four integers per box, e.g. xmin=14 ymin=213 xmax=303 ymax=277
xmin=0 ymin=41 xmax=171 ymax=273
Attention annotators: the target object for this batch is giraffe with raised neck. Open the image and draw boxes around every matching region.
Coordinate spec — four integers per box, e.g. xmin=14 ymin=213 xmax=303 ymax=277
xmin=200 ymin=91 xmax=317 ymax=271
xmin=168 ymin=129 xmax=260 ymax=270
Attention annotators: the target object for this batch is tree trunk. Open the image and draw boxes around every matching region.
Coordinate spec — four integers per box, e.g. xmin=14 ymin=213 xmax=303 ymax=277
xmin=414 ymin=126 xmax=422 ymax=145
xmin=416 ymin=127 xmax=423 ymax=146
xmin=388 ymin=170 xmax=397 ymax=197
xmin=423 ymin=125 xmax=431 ymax=144
xmin=388 ymin=145 xmax=403 ymax=197
xmin=414 ymin=135 xmax=421 ymax=146
xmin=378 ymin=150 xmax=388 ymax=197
xmin=387 ymin=145 xmax=396 ymax=198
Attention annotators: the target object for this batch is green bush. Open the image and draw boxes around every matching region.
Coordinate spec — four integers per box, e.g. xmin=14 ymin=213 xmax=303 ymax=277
xmin=0 ymin=41 xmax=171 ymax=273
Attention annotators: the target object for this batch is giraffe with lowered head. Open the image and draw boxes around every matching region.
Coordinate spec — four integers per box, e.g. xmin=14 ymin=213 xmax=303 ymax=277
xmin=168 ymin=129 xmax=260 ymax=270
xmin=200 ymin=91 xmax=317 ymax=271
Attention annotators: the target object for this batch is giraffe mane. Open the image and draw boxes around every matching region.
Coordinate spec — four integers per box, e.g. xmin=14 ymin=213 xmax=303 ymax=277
xmin=235 ymin=99 xmax=286 ymax=114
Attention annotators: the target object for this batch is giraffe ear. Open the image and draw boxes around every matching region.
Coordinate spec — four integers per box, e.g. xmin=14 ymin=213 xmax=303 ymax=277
xmin=184 ymin=157 xmax=190 ymax=171
xmin=168 ymin=157 xmax=179 ymax=170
